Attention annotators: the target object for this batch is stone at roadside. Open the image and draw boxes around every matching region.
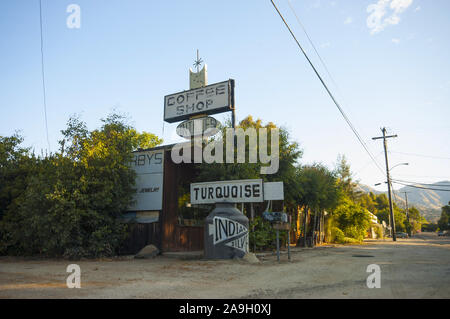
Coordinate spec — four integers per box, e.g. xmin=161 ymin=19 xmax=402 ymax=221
xmin=135 ymin=245 xmax=159 ymax=259
xmin=241 ymin=252 xmax=260 ymax=263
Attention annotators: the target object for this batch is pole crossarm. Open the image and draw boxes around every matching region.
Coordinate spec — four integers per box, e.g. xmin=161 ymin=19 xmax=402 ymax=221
xmin=372 ymin=134 xmax=398 ymax=140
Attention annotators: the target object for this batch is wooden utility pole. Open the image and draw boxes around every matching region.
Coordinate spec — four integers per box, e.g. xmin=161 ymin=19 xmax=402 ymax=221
xmin=403 ymin=191 xmax=411 ymax=236
xmin=373 ymin=127 xmax=398 ymax=241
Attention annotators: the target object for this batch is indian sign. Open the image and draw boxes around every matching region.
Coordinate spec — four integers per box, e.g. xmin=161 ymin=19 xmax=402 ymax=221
xmin=164 ymin=79 xmax=234 ymax=123
xmin=212 ymin=216 xmax=248 ymax=253
xmin=190 ymin=179 xmax=263 ymax=204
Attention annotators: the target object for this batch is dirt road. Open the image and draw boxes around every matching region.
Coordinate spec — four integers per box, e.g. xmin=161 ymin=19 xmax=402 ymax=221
xmin=1 ymin=232 xmax=449 ymax=298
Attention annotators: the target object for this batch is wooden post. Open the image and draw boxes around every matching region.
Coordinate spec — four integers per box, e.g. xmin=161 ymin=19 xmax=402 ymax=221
xmin=302 ymin=206 xmax=308 ymax=247
xmin=251 ymin=203 xmax=255 ymax=253
xmin=312 ymin=209 xmax=317 ymax=247
xmin=287 ymin=215 xmax=291 ymax=261
xmin=276 ymin=229 xmax=280 ymax=262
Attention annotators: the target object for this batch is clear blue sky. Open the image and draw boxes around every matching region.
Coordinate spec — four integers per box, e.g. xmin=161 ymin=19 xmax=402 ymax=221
xmin=1 ymin=0 xmax=449 ymax=190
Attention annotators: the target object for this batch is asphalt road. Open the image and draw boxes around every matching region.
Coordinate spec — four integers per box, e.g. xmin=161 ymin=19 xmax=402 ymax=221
xmin=0 ymin=232 xmax=449 ymax=298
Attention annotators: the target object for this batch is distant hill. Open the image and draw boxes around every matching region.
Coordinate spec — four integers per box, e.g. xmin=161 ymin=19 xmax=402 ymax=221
xmin=357 ymin=181 xmax=450 ymax=223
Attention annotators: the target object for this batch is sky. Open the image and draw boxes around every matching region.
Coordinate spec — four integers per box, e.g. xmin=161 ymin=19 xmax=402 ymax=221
xmin=1 ymin=0 xmax=449 ymax=191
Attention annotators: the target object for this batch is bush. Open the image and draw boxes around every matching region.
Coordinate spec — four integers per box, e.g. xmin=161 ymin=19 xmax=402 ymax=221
xmin=0 ymin=113 xmax=161 ymax=258
xmin=373 ymin=224 xmax=384 ymax=239
xmin=249 ymin=216 xmax=287 ymax=251
xmin=329 ymin=197 xmax=371 ymax=243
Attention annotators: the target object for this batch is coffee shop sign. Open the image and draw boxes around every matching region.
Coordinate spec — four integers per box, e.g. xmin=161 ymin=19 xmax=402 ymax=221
xmin=164 ymin=80 xmax=234 ymax=123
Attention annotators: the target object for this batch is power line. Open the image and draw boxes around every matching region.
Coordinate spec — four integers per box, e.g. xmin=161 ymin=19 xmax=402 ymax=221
xmin=354 ymin=151 xmax=384 ymax=175
xmin=286 ymin=0 xmax=379 ymax=169
xmin=392 ymin=181 xmax=450 ymax=192
xmin=391 ymin=178 xmax=450 ymax=187
xmin=39 ymin=0 xmax=51 ymax=152
xmin=269 ymin=0 xmax=386 ymax=177
xmin=389 ymin=150 xmax=450 ymax=160
xmin=286 ymin=0 xmax=341 ymax=96
xmin=392 ymin=173 xmax=450 ymax=180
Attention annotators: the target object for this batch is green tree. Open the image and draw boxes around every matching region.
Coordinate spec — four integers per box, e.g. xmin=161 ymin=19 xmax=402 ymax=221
xmin=406 ymin=206 xmax=426 ymax=234
xmin=294 ymin=164 xmax=340 ymax=246
xmin=335 ymin=154 xmax=361 ymax=200
xmin=331 ymin=196 xmax=371 ymax=242
xmin=193 ymin=115 xmax=302 ymax=250
xmin=0 ymin=113 xmax=162 ymax=258
xmin=0 ymin=134 xmax=32 ymax=221
xmin=438 ymin=202 xmax=450 ymax=231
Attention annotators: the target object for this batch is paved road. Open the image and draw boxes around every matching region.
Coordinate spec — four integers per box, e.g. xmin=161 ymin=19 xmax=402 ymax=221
xmin=0 ymin=232 xmax=449 ymax=298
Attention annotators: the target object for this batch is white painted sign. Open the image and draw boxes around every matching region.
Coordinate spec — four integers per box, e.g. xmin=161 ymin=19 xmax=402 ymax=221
xmin=225 ymin=234 xmax=249 ymax=253
xmin=212 ymin=216 xmax=249 ymax=254
xmin=128 ymin=149 xmax=164 ymax=211
xmin=190 ymin=179 xmax=263 ymax=204
xmin=213 ymin=216 xmax=248 ymax=245
xmin=190 ymin=180 xmax=284 ymax=204
xmin=164 ymin=80 xmax=233 ymax=123
xmin=176 ymin=116 xmax=221 ymax=139
xmin=263 ymin=182 xmax=284 ymax=201
xmin=129 ymin=150 xmax=163 ymax=174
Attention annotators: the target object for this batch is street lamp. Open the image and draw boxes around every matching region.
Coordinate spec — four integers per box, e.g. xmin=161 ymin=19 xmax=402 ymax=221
xmin=374 ymin=163 xmax=409 ymax=186
xmin=389 ymin=162 xmax=409 ymax=172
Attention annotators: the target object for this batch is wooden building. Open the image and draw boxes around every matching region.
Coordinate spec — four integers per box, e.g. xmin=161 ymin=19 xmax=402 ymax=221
xmin=120 ymin=145 xmax=205 ymax=254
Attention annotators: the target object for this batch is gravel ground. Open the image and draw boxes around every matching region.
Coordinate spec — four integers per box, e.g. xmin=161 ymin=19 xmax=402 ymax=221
xmin=0 ymin=232 xmax=449 ymax=299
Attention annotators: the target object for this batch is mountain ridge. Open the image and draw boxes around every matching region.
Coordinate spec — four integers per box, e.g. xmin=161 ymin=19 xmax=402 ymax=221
xmin=356 ymin=181 xmax=450 ymax=223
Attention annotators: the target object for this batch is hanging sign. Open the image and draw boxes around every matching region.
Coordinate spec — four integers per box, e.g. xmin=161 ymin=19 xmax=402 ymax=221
xmin=164 ymin=79 xmax=234 ymax=123
xmin=176 ymin=116 xmax=221 ymax=139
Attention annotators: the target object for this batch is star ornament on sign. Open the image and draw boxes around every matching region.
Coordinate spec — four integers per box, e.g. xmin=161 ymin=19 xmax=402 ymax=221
xmin=193 ymin=50 xmax=203 ymax=72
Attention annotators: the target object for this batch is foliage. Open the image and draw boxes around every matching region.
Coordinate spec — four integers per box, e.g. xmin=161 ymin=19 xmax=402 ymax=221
xmin=330 ymin=226 xmax=360 ymax=244
xmin=294 ymin=164 xmax=340 ymax=213
xmin=438 ymin=202 xmax=450 ymax=231
xmin=0 ymin=113 xmax=162 ymax=258
xmin=373 ymin=224 xmax=384 ymax=239
xmin=422 ymin=222 xmax=438 ymax=232
xmin=195 ymin=115 xmax=302 ymax=186
xmin=249 ymin=216 xmax=287 ymax=251
xmin=330 ymin=197 xmax=371 ymax=242
xmin=0 ymin=134 xmax=32 ymax=221
xmin=334 ymin=154 xmax=361 ymax=201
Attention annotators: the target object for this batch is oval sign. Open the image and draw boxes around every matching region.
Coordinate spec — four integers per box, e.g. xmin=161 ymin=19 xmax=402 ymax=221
xmin=176 ymin=116 xmax=221 ymax=139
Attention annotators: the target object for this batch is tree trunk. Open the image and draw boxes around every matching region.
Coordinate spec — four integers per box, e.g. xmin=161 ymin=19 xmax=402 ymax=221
xmin=312 ymin=209 xmax=317 ymax=247
xmin=302 ymin=206 xmax=308 ymax=247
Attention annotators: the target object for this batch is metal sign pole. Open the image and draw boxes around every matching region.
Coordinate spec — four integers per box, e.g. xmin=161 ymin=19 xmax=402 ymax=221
xmin=287 ymin=216 xmax=291 ymax=261
xmin=276 ymin=229 xmax=280 ymax=262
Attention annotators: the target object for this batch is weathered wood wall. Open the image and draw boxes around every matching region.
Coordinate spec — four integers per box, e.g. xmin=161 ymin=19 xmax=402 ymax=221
xmin=160 ymin=150 xmax=204 ymax=252
xmin=119 ymin=222 xmax=160 ymax=255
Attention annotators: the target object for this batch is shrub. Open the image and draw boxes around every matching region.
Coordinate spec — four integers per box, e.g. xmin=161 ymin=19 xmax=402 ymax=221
xmin=249 ymin=216 xmax=287 ymax=251
xmin=0 ymin=113 xmax=161 ymax=258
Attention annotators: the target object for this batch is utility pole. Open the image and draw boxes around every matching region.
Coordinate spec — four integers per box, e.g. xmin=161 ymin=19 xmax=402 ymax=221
xmin=403 ymin=191 xmax=411 ymax=236
xmin=373 ymin=127 xmax=398 ymax=241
